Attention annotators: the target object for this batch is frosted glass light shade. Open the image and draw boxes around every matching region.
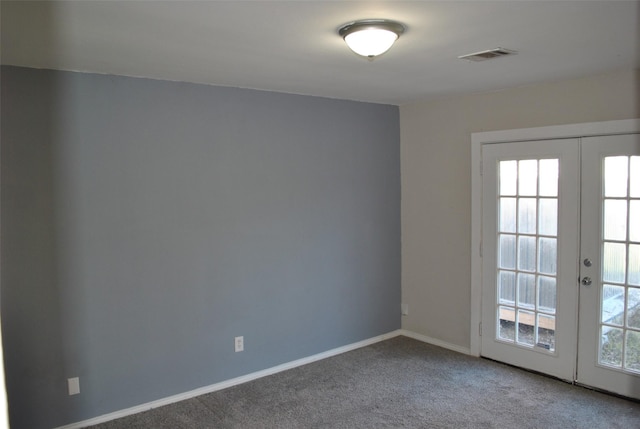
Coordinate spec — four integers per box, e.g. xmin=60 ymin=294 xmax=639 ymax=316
xmin=344 ymin=28 xmax=398 ymax=57
xmin=338 ymin=19 xmax=405 ymax=59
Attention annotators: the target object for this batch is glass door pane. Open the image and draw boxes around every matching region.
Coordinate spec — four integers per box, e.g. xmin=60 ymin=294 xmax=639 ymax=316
xmin=599 ymin=156 xmax=640 ymax=374
xmin=497 ymin=159 xmax=559 ymax=352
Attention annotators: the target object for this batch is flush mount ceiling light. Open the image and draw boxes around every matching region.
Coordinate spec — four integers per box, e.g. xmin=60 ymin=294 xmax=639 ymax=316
xmin=338 ymin=19 xmax=406 ymax=59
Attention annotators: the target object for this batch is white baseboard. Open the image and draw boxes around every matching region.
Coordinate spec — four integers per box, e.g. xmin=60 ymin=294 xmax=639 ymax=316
xmin=55 ymin=329 xmax=471 ymax=429
xmin=54 ymin=329 xmax=403 ymax=429
xmin=398 ymin=329 xmax=471 ymax=355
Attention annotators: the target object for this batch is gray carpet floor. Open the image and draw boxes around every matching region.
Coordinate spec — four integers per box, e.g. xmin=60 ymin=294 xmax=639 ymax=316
xmin=88 ymin=336 xmax=640 ymax=428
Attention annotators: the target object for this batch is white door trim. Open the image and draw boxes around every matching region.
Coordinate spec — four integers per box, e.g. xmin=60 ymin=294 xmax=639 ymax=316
xmin=470 ymin=119 xmax=640 ymax=357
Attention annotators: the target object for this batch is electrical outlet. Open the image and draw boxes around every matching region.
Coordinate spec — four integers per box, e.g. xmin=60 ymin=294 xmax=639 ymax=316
xmin=235 ymin=336 xmax=244 ymax=352
xmin=68 ymin=377 xmax=80 ymax=396
xmin=401 ymin=303 xmax=409 ymax=316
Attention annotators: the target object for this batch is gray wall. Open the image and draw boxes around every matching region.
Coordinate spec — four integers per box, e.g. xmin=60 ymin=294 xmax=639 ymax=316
xmin=1 ymin=66 xmax=401 ymax=428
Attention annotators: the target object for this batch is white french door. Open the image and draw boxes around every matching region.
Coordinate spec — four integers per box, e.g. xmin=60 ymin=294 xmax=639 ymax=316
xmin=480 ymin=133 xmax=640 ymax=398
xmin=577 ymin=135 xmax=640 ymax=397
xmin=481 ymin=138 xmax=580 ymax=381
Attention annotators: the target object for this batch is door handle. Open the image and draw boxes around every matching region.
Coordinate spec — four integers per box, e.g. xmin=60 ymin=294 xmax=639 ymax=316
xmin=581 ymin=277 xmax=592 ymax=286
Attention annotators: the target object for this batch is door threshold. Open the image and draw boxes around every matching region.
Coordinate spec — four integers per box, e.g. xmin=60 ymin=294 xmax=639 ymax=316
xmin=481 ymin=356 xmax=640 ymax=403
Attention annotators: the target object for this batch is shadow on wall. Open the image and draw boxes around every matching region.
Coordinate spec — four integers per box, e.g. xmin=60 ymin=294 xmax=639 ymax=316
xmin=1 ymin=2 xmax=86 ymax=427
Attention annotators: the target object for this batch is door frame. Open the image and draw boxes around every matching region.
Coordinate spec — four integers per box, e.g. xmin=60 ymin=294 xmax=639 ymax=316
xmin=471 ymin=119 xmax=640 ymax=357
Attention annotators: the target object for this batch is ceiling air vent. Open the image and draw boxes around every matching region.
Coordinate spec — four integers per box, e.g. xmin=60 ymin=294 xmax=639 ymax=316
xmin=458 ymin=47 xmax=517 ymax=62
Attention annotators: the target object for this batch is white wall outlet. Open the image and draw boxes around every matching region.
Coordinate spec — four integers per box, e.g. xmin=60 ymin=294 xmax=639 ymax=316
xmin=68 ymin=377 xmax=80 ymax=396
xmin=401 ymin=303 xmax=409 ymax=316
xmin=234 ymin=336 xmax=244 ymax=352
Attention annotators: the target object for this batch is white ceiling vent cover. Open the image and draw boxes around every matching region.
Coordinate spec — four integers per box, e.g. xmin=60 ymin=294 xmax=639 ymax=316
xmin=458 ymin=47 xmax=517 ymax=62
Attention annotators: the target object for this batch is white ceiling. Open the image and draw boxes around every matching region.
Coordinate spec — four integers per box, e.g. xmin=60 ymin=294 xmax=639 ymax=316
xmin=2 ymin=1 xmax=639 ymax=105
